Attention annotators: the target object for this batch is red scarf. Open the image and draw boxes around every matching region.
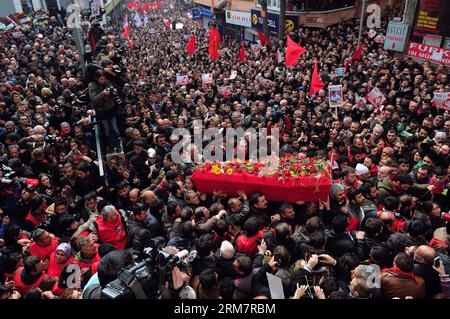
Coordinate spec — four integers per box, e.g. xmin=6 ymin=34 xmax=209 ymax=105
xmin=383 ymin=267 xmax=420 ymax=283
xmin=388 ymin=176 xmax=401 ymax=194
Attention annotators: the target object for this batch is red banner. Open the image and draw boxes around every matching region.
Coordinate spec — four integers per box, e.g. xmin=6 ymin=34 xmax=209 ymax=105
xmin=406 ymin=42 xmax=450 ymax=67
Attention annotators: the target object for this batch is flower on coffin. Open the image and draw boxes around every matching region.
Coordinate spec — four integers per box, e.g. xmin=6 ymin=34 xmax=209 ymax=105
xmin=211 ymin=165 xmax=221 ymax=175
xmin=226 ymin=168 xmax=233 ymax=175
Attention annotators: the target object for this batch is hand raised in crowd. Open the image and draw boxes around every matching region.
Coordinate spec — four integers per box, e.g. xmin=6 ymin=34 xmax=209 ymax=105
xmin=432 ymin=261 xmax=447 ymax=276
xmin=271 ymin=214 xmax=281 ymax=223
xmin=237 ymin=190 xmax=247 ymax=200
xmin=257 ymin=238 xmax=267 ymax=255
xmin=313 ymin=286 xmax=326 ymax=299
xmin=318 ymin=254 xmax=337 ymax=266
xmin=293 ymin=283 xmax=308 ymax=299
xmin=308 ymin=254 xmax=319 ymax=269
xmin=355 ymin=231 xmax=365 ymax=240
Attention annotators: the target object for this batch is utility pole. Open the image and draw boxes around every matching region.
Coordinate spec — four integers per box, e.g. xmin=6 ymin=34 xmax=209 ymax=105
xmin=70 ymin=0 xmax=86 ymax=76
xmin=278 ymin=0 xmax=286 ymax=40
xmin=357 ymin=0 xmax=366 ymax=48
xmin=260 ymin=0 xmax=269 ymax=38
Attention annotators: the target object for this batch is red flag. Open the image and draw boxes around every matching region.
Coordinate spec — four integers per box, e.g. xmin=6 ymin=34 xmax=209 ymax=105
xmin=123 ymin=23 xmax=133 ymax=48
xmin=209 ymin=27 xmax=219 ymax=60
xmin=257 ymin=30 xmax=270 ymax=46
xmin=123 ymin=23 xmax=130 ymax=39
xmin=166 ymin=19 xmax=172 ymax=31
xmin=238 ymin=41 xmax=245 ymax=62
xmin=187 ymin=34 xmax=196 ymax=55
xmin=309 ymin=61 xmax=325 ymax=96
xmin=344 ymin=43 xmax=364 ymax=71
xmin=285 ymin=34 xmax=307 ymax=67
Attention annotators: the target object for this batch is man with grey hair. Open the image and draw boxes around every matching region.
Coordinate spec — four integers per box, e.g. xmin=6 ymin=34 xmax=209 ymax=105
xmin=33 ymin=125 xmax=46 ymax=135
xmin=327 ymin=183 xmax=349 ymax=226
xmin=92 ymin=205 xmax=127 ymax=250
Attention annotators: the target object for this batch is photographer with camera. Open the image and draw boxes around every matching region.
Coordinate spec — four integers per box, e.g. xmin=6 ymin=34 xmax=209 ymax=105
xmin=88 ymin=70 xmax=121 ymax=153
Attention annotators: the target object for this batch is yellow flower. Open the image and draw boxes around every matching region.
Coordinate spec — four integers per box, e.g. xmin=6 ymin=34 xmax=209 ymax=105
xmin=226 ymin=168 xmax=233 ymax=175
xmin=300 ymin=171 xmax=307 ymax=177
xmin=290 ymin=171 xmax=297 ymax=177
xmin=211 ymin=165 xmax=221 ymax=175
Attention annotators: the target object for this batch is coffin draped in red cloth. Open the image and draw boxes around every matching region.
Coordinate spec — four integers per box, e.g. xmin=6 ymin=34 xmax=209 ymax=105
xmin=191 ymin=170 xmax=331 ymax=203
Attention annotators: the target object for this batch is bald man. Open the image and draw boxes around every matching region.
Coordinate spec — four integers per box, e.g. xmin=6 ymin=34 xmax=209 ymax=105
xmin=129 ymin=188 xmax=140 ymax=204
xmin=413 ymin=245 xmax=442 ymax=298
xmin=377 ymin=166 xmax=391 ymax=180
xmin=141 ymin=190 xmax=157 ymax=206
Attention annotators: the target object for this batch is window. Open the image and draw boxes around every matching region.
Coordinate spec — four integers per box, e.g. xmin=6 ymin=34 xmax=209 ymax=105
xmin=267 ymin=0 xmax=280 ymax=9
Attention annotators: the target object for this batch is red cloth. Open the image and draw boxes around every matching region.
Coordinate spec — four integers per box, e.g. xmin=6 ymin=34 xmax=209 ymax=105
xmin=347 ymin=217 xmax=360 ymax=233
xmin=285 ymin=34 xmax=307 ymax=67
xmin=191 ymin=171 xmax=331 ymax=203
xmin=429 ymin=237 xmax=449 ymax=248
xmin=46 ymin=253 xmax=74 ymax=277
xmin=51 ymin=281 xmax=66 ymax=296
xmin=187 ymin=34 xmax=196 ymax=55
xmin=344 ymin=43 xmax=363 ymax=71
xmin=238 ymin=41 xmax=245 ymax=62
xmin=309 ymin=61 xmax=325 ymax=96
xmin=123 ymin=23 xmax=133 ymax=48
xmin=25 ymin=212 xmax=46 ymax=228
xmin=96 ymin=215 xmax=127 ymax=250
xmin=29 ymin=237 xmax=59 ymax=261
xmin=13 ymin=267 xmax=44 ymax=295
xmin=257 ymin=30 xmax=270 ymax=46
xmin=383 ymin=267 xmax=420 ymax=283
xmin=166 ymin=19 xmax=172 ymax=31
xmin=209 ymin=27 xmax=220 ymax=60
xmin=236 ymin=230 xmax=264 ymax=258
xmin=429 ymin=177 xmax=446 ymax=194
xmin=91 ymin=261 xmax=100 ymax=275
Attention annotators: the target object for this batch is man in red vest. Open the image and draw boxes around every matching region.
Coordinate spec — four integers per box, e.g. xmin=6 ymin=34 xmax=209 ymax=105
xmin=23 ymin=194 xmax=51 ymax=232
xmin=29 ymin=228 xmax=60 ymax=263
xmin=13 ymin=256 xmax=46 ymax=296
xmin=94 ymin=205 xmax=127 ymax=250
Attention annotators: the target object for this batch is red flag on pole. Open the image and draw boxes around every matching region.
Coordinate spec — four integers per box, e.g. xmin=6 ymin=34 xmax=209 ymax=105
xmin=344 ymin=43 xmax=363 ymax=71
xmin=123 ymin=23 xmax=133 ymax=48
xmin=166 ymin=19 xmax=172 ymax=31
xmin=209 ymin=27 xmax=219 ymax=60
xmin=256 ymin=30 xmax=270 ymax=46
xmin=285 ymin=34 xmax=307 ymax=67
xmin=238 ymin=41 xmax=245 ymax=62
xmin=309 ymin=61 xmax=325 ymax=96
xmin=187 ymin=34 xmax=196 ymax=55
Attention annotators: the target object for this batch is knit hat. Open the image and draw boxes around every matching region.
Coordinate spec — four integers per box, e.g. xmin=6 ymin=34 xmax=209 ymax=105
xmin=220 ymin=240 xmax=235 ymax=259
xmin=355 ymin=163 xmax=370 ymax=176
xmin=147 ymin=148 xmax=156 ymax=158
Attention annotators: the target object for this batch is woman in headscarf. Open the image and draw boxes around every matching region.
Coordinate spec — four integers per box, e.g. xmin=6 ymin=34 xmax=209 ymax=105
xmin=47 ymin=243 xmax=74 ymax=277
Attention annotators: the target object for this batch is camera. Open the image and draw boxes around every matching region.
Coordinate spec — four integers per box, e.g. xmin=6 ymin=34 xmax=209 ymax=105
xmin=101 ymin=240 xmax=188 ymax=299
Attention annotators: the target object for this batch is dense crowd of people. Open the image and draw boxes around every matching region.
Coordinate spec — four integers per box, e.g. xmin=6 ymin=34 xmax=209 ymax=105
xmin=0 ymin=0 xmax=449 ymax=299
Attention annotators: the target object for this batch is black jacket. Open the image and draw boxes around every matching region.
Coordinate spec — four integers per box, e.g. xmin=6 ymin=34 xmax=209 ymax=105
xmin=414 ymin=262 xmax=442 ymax=298
xmin=326 ymin=231 xmax=356 ymax=258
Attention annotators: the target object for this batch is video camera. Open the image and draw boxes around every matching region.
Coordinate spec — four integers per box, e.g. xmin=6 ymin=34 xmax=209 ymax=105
xmin=101 ymin=239 xmax=189 ymax=299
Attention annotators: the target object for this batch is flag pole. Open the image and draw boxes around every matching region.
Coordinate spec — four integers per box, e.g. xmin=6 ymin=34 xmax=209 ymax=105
xmin=357 ymin=0 xmax=367 ymax=48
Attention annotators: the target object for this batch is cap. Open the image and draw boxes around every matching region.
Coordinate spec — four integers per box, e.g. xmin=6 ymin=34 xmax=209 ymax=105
xmin=147 ymin=148 xmax=156 ymax=158
xmin=355 ymin=163 xmax=369 ymax=176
